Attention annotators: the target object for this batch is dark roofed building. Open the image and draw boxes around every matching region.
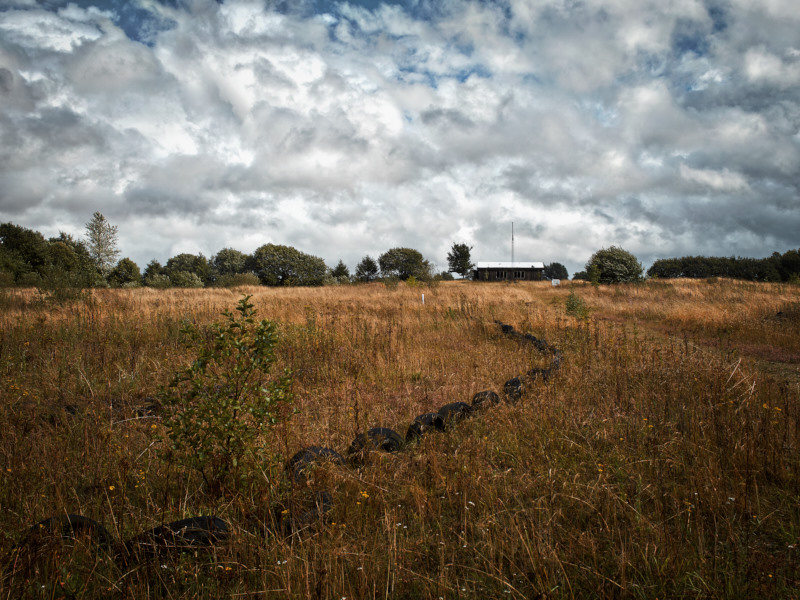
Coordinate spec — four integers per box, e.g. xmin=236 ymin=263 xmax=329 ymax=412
xmin=473 ymin=262 xmax=545 ymax=281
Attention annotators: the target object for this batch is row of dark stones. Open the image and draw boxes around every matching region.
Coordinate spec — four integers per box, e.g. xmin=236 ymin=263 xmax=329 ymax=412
xmin=12 ymin=321 xmax=561 ymax=564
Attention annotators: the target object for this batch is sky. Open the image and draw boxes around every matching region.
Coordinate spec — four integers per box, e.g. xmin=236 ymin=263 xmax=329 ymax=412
xmin=1 ymin=0 xmax=798 ymax=277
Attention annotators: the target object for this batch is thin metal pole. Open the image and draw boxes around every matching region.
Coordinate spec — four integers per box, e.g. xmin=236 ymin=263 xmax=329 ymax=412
xmin=511 ymin=222 xmax=515 ymax=268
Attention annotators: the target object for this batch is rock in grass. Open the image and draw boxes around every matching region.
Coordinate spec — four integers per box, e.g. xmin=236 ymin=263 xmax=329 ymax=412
xmin=405 ymin=412 xmax=445 ymax=442
xmin=19 ymin=514 xmax=113 ymax=549
xmin=471 ymin=390 xmax=500 ymax=410
xmin=123 ymin=516 xmax=229 ymax=559
xmin=503 ymin=377 xmax=524 ymax=403
xmin=522 ymin=333 xmax=550 ymax=352
xmin=437 ymin=402 xmax=473 ymax=427
xmin=527 ymin=367 xmax=551 ymax=383
xmin=348 ymin=427 xmax=404 ymax=456
xmin=286 ymin=446 xmax=345 ymax=485
xmin=10 ymin=515 xmax=115 ymax=586
xmin=496 ymin=322 xmax=515 ymax=334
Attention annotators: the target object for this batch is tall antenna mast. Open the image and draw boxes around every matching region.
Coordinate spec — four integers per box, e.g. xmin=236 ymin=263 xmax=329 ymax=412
xmin=511 ymin=221 xmax=515 ymax=266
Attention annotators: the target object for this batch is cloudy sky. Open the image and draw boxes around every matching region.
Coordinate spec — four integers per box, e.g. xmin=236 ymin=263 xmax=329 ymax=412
xmin=1 ymin=0 xmax=798 ymax=276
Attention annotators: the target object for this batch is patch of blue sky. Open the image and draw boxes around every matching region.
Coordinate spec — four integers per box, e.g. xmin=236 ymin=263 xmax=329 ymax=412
xmin=287 ymin=0 xmax=428 ymax=21
xmin=118 ymin=3 xmax=177 ymax=46
xmin=704 ymin=1 xmax=728 ymax=33
xmin=671 ymin=19 xmax=712 ymax=59
xmin=578 ymin=99 xmax=618 ymax=127
xmin=455 ymin=64 xmax=491 ymax=83
xmin=519 ymin=73 xmax=544 ymax=86
xmin=396 ymin=65 xmax=439 ymax=88
xmin=28 ymin=0 xmax=178 ymax=46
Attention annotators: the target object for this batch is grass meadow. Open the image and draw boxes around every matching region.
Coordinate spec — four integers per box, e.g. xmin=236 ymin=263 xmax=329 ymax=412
xmin=0 ymin=279 xmax=798 ymax=598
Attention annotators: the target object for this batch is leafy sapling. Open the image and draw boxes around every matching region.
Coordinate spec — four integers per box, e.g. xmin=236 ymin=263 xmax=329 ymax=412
xmin=159 ymin=295 xmax=293 ymax=493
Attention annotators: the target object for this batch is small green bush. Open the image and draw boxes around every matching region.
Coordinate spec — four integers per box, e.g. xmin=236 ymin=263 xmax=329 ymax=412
xmin=159 ymin=295 xmax=293 ymax=493
xmin=565 ymin=290 xmax=589 ymax=319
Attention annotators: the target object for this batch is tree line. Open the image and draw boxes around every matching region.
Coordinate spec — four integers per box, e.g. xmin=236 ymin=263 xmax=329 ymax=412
xmin=0 ymin=217 xmax=463 ymax=290
xmin=646 ymin=251 xmax=800 ymax=282
xmin=5 ymin=214 xmax=795 ymax=291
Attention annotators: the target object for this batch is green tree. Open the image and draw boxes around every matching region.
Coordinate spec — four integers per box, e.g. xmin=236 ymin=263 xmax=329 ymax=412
xmin=84 ymin=212 xmax=120 ymax=280
xmin=165 ymin=253 xmax=211 ymax=286
xmin=773 ymin=249 xmax=800 ymax=282
xmin=247 ymin=244 xmax=327 ymax=286
xmin=36 ymin=232 xmax=98 ymax=300
xmin=647 ymin=258 xmax=683 ymax=279
xmin=108 ymin=257 xmax=142 ymax=288
xmin=354 ymin=255 xmax=379 ymax=282
xmin=159 ymin=295 xmax=293 ymax=492
xmin=48 ymin=241 xmax=78 ymax=273
xmin=585 ymin=246 xmax=643 ymax=284
xmin=143 ymin=259 xmax=170 ymax=288
xmin=331 ymin=260 xmax=350 ymax=280
xmin=0 ymin=222 xmax=52 ymax=284
xmin=169 ymin=270 xmax=204 ymax=288
xmin=378 ymin=247 xmax=432 ymax=281
xmin=447 ymin=243 xmax=475 ymax=278
xmin=543 ymin=262 xmax=569 ymax=281
xmin=49 ymin=232 xmax=96 ymax=284
xmin=212 ymin=248 xmax=249 ymax=279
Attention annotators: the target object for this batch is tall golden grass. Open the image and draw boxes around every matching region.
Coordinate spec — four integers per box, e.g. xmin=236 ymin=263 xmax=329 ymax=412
xmin=0 ymin=279 xmax=798 ymax=598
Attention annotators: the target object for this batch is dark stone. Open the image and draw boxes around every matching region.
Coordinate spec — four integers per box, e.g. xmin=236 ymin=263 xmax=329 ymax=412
xmin=286 ymin=446 xmax=345 ymax=485
xmin=503 ymin=377 xmax=524 ymax=403
xmin=498 ymin=322 xmax=514 ymax=334
xmin=123 ymin=516 xmax=229 ymax=559
xmin=523 ymin=333 xmax=549 ymax=351
xmin=20 ymin=514 xmax=113 ymax=549
xmin=527 ymin=367 xmax=551 ymax=383
xmin=471 ymin=390 xmax=500 ymax=410
xmin=348 ymin=427 xmax=404 ymax=455
xmin=437 ymin=402 xmax=473 ymax=427
xmin=405 ymin=412 xmax=445 ymax=442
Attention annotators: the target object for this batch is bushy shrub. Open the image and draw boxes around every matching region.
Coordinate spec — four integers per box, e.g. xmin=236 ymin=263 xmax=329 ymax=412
xmin=159 ymin=296 xmax=293 ymax=493
xmin=565 ymin=290 xmax=589 ymax=319
xmin=585 ymin=246 xmax=643 ymax=284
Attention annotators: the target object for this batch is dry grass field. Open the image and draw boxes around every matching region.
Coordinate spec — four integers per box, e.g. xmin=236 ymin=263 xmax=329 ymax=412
xmin=0 ymin=279 xmax=798 ymax=598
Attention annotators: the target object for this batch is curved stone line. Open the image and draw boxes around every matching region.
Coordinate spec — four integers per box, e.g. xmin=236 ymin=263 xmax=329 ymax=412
xmin=12 ymin=321 xmax=562 ymax=562
xmin=276 ymin=320 xmax=562 ymax=533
